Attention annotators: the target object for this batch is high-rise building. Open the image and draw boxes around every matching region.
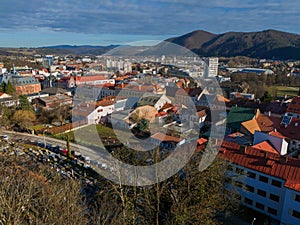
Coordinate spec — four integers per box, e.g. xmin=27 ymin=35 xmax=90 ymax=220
xmin=204 ymin=57 xmax=218 ymax=77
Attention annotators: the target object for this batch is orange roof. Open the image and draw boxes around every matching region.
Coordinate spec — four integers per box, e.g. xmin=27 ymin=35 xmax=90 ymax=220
xmin=76 ymin=75 xmax=107 ymax=82
xmin=197 ymin=138 xmax=208 ymax=145
xmin=252 ymin=141 xmax=279 ymax=155
xmin=286 ymin=96 xmax=300 ymax=114
xmin=269 ymin=131 xmax=287 ymax=139
xmin=151 ymin=132 xmax=181 ymax=143
xmin=242 ymin=119 xmax=260 ymax=134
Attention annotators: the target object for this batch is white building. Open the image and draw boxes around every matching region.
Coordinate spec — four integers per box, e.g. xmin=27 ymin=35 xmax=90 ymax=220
xmin=204 ymin=57 xmax=218 ymax=78
xmin=220 ymin=141 xmax=300 ymax=225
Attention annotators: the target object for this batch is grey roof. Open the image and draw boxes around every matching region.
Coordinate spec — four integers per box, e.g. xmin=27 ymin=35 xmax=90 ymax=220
xmin=12 ymin=77 xmax=39 ymax=86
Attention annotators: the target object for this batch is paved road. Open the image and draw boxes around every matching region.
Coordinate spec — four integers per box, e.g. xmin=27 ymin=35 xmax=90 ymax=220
xmin=0 ymin=129 xmax=105 ymax=159
xmin=0 ymin=129 xmax=149 ymax=185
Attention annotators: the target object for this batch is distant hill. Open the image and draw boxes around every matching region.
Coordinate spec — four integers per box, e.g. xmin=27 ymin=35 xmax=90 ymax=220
xmin=0 ymin=29 xmax=299 ymax=59
xmin=38 ymin=45 xmax=119 ymax=55
xmin=0 ymin=45 xmax=119 ymax=56
xmin=166 ymin=29 xmax=300 ymax=59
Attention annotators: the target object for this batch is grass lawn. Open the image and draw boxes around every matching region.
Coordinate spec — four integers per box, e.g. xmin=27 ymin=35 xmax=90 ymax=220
xmin=55 ymin=124 xmax=119 ymax=148
xmin=266 ymin=85 xmax=299 ymax=97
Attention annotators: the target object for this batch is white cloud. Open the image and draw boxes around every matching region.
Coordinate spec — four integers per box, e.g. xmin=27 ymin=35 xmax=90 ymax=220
xmin=0 ymin=0 xmax=299 ymax=36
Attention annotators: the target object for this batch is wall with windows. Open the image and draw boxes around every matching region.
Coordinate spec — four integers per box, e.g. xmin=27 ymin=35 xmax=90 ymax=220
xmin=224 ymin=163 xmax=300 ymax=224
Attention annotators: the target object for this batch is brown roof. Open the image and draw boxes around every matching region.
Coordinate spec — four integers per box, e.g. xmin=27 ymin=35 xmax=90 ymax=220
xmin=242 ymin=113 xmax=275 ymax=135
xmin=286 ymin=96 xmax=300 ymax=114
xmin=151 ymin=132 xmax=181 ymax=143
xmin=256 ymin=114 xmax=274 ymax=132
xmin=271 ymin=117 xmax=300 ymax=140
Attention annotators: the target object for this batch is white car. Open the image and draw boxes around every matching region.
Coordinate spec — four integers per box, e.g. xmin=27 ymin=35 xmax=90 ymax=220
xmin=2 ymin=135 xmax=8 ymax=141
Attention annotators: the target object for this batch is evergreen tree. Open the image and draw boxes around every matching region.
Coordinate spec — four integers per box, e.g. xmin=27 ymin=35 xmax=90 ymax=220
xmin=0 ymin=81 xmax=16 ymax=95
xmin=18 ymin=95 xmax=33 ymax=111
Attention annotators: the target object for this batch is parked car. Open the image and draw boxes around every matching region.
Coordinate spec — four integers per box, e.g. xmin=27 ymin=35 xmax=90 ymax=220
xmin=2 ymin=135 xmax=9 ymax=141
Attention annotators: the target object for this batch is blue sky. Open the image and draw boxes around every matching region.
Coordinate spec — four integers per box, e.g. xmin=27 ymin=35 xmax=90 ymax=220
xmin=0 ymin=0 xmax=299 ymax=47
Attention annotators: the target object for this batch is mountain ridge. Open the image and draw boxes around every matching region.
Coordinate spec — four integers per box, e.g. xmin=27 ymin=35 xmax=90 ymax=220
xmin=165 ymin=29 xmax=300 ymax=59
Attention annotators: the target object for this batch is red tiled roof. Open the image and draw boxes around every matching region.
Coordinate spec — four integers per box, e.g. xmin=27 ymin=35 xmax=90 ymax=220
xmin=252 ymin=141 xmax=279 ymax=155
xmin=219 ymin=142 xmax=300 ymax=191
xmin=285 ymin=179 xmax=300 ymax=192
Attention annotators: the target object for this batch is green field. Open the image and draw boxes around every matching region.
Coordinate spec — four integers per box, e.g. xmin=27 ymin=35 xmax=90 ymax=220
xmin=266 ymin=86 xmax=299 ymax=97
xmin=55 ymin=124 xmax=119 ymax=148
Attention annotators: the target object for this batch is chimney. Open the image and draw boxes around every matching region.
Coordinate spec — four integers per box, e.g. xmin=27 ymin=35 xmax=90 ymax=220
xmin=268 ymin=111 xmax=271 ymax=117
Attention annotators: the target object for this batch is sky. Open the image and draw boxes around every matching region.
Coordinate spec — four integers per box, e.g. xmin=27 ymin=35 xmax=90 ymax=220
xmin=0 ymin=0 xmax=299 ymax=47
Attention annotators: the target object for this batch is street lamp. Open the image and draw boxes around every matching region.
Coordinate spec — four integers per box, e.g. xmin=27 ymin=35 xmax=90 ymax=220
xmin=251 ymin=217 xmax=256 ymax=225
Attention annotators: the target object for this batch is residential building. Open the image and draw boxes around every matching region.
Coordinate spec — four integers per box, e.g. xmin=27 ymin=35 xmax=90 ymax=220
xmin=220 ymin=141 xmax=300 ymax=225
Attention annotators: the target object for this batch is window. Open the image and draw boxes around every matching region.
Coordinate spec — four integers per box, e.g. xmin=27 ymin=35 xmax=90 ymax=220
xmin=259 ymin=175 xmax=268 ymax=183
xmin=292 ymin=210 xmax=300 ymax=219
xmin=234 ymin=181 xmax=243 ymax=188
xmin=227 ymin=165 xmax=234 ymax=171
xmin=255 ymin=202 xmax=264 ymax=210
xmin=268 ymin=207 xmax=277 ymax=215
xmin=244 ymin=197 xmax=253 ymax=205
xmin=270 ymin=193 xmax=280 ymax=202
xmin=247 ymin=171 xmax=256 ymax=179
xmin=257 ymin=189 xmax=267 ymax=197
xmin=296 ymin=194 xmax=300 ymax=202
xmin=271 ymin=179 xmax=282 ymax=188
xmin=236 ymin=168 xmax=244 ymax=175
xmin=245 ymin=184 xmax=254 ymax=193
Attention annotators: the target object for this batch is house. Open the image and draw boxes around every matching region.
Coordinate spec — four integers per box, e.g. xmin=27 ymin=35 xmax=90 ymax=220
xmin=73 ymin=100 xmax=114 ymax=125
xmin=75 ymin=75 xmax=115 ymax=86
xmin=271 ymin=117 xmax=300 ymax=152
xmin=230 ymin=92 xmax=255 ymax=100
xmin=284 ymin=96 xmax=300 ymax=119
xmin=226 ymin=107 xmax=256 ymax=133
xmin=2 ymin=74 xmax=41 ymax=95
xmin=265 ymin=101 xmax=288 ymax=118
xmin=33 ymin=94 xmax=72 ymax=109
xmin=150 ymin=132 xmax=181 ymax=150
xmin=253 ymin=131 xmax=288 ymax=156
xmin=219 ymin=141 xmax=300 ymax=225
xmin=241 ymin=110 xmax=274 ymax=137
xmin=137 ymin=93 xmax=171 ymax=111
xmin=0 ymin=92 xmax=15 ymax=106
xmin=193 ymin=88 xmax=229 ymax=110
